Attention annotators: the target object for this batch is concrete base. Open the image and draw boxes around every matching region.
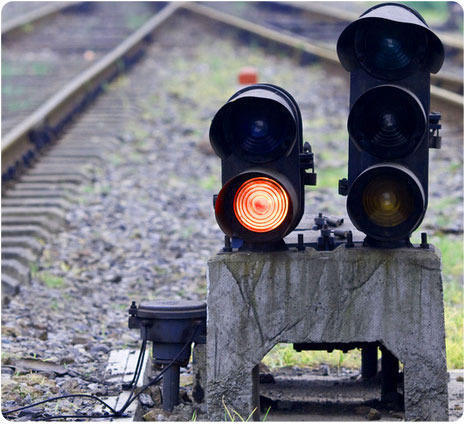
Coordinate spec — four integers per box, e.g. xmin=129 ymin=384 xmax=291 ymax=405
xmin=206 ymin=245 xmax=448 ymax=421
xmin=192 ymin=342 xmax=207 ymax=414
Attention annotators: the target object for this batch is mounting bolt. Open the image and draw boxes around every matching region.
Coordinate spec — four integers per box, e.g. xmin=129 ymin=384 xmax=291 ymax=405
xmin=345 ymin=231 xmax=355 ymax=248
xmin=297 ymin=234 xmax=305 ymax=251
xmin=420 ymin=232 xmax=429 ymax=249
xmin=223 ymin=235 xmax=232 ymax=252
xmin=129 ymin=301 xmax=137 ymax=316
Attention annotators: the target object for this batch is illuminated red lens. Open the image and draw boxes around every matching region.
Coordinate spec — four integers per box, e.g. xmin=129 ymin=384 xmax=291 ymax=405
xmin=234 ymin=177 xmax=289 ymax=232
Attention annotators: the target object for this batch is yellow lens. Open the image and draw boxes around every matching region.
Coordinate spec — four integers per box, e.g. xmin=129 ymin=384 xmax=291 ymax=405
xmin=362 ymin=176 xmax=413 ymax=227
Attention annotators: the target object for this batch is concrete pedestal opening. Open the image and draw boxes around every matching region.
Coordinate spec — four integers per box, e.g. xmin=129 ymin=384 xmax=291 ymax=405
xmin=258 ymin=342 xmax=404 ymax=421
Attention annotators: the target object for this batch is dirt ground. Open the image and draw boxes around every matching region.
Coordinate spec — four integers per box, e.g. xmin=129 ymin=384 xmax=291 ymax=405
xmin=259 ymin=367 xmax=463 ymax=421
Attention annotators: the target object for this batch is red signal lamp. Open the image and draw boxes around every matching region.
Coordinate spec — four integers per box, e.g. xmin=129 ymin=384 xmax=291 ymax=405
xmin=234 ymin=177 xmax=289 ymax=233
xmin=214 ymin=170 xmax=300 ymax=249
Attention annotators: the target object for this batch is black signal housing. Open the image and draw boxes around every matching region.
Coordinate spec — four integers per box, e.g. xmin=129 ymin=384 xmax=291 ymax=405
xmin=336 ymin=2 xmax=444 ymax=247
xmin=210 ymin=84 xmax=316 ymax=250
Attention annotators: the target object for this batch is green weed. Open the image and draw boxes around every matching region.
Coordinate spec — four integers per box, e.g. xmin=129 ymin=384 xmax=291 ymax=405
xmin=222 ymin=395 xmax=257 ymax=421
xmin=432 ymin=235 xmax=463 ymax=280
xmin=125 ymin=13 xmax=151 ymax=30
xmin=316 ymin=166 xmax=343 ymax=189
xmin=199 ymin=174 xmax=220 ymax=192
xmin=263 ymin=343 xmax=361 ymax=369
xmin=448 ymin=161 xmax=462 ymax=173
xmin=403 ymin=2 xmax=449 ymax=25
xmin=30 ymin=263 xmax=39 ymax=278
xmin=38 ymin=272 xmax=65 ymax=289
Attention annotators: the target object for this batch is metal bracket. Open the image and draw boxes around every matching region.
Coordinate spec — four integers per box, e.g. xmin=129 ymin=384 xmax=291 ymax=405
xmin=300 ymin=142 xmax=317 ymax=185
xmin=338 ymin=178 xmax=348 ymax=196
xmin=429 ymin=111 xmax=442 ymax=149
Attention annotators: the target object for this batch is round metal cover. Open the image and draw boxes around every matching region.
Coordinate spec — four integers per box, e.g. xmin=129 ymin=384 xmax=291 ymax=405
xmin=137 ymin=299 xmax=206 ymax=320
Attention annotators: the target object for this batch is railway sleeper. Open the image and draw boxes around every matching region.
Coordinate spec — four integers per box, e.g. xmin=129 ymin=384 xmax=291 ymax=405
xmin=29 ymin=158 xmax=95 ymax=167
xmin=68 ymin=120 xmax=127 ymax=128
xmin=60 ymin=129 xmax=124 ymax=139
xmin=4 ymin=189 xmax=74 ymax=200
xmin=47 ymin=139 xmax=106 ymax=149
xmin=1 ymin=247 xmax=36 ymax=267
xmin=39 ymin=157 xmax=103 ymax=166
xmin=2 ymin=259 xmax=30 ymax=291
xmin=65 ymin=139 xmax=120 ymax=150
xmin=1 ymin=225 xmax=51 ymax=240
xmin=1 ymin=236 xmax=43 ymax=255
xmin=55 ymin=137 xmax=114 ymax=147
xmin=26 ymin=168 xmax=91 ymax=179
xmin=1 ymin=274 xmax=21 ymax=306
xmin=6 ymin=182 xmax=79 ymax=191
xmin=1 ymin=207 xmax=66 ymax=223
xmin=2 ymin=216 xmax=62 ymax=233
xmin=43 ymin=152 xmax=104 ymax=161
xmin=2 ymin=197 xmax=71 ymax=208
xmin=17 ymin=174 xmax=84 ymax=185
xmin=43 ymin=147 xmax=105 ymax=156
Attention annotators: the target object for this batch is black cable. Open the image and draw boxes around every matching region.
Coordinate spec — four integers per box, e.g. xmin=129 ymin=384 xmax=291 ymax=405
xmin=3 ymin=394 xmax=118 ymax=417
xmin=34 ymin=413 xmax=122 ymax=421
xmin=118 ymin=323 xmax=201 ymax=412
xmin=113 ymin=339 xmax=149 ymax=414
xmin=3 ymin=323 xmax=201 ymax=421
xmin=122 ymin=337 xmax=147 ymax=390
xmin=2 ymin=338 xmax=149 ymax=420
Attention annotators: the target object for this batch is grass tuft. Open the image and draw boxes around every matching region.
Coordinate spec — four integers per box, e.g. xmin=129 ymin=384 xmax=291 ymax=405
xmin=38 ymin=272 xmax=65 ymax=289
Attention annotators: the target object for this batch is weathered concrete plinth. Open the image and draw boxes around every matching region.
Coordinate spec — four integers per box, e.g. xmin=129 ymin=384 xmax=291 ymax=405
xmin=206 ymin=245 xmax=448 ymax=421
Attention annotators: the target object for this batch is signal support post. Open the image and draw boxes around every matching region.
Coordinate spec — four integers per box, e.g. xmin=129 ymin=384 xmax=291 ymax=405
xmin=205 ymin=245 xmax=448 ymax=421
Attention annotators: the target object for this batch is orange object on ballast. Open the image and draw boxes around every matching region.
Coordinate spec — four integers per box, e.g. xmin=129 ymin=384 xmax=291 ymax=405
xmin=233 ymin=177 xmax=289 ymax=232
xmin=238 ymin=67 xmax=258 ymax=85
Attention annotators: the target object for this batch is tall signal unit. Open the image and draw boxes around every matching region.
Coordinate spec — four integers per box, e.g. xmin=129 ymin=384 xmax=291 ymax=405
xmin=337 ymin=3 xmax=444 ymax=247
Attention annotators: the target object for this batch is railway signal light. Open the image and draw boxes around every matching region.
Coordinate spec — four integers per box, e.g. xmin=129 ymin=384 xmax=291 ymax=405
xmin=336 ymin=3 xmax=444 ymax=247
xmin=210 ymin=83 xmax=316 ymax=250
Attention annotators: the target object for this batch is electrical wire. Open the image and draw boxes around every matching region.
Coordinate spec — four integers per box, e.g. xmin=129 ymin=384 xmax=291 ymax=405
xmin=122 ymin=337 xmax=147 ymax=390
xmin=3 ymin=323 xmax=201 ymax=421
xmin=119 ymin=323 xmax=201 ymax=412
xmin=3 ymin=394 xmax=118 ymax=417
xmin=34 ymin=413 xmax=120 ymax=421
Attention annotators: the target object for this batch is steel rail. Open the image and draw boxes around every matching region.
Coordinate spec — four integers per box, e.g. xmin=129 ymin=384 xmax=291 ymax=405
xmin=286 ymin=1 xmax=464 ymax=51
xmin=181 ymin=3 xmax=463 ymax=108
xmin=1 ymin=2 xmax=183 ymax=177
xmin=261 ymin=1 xmax=463 ymax=95
xmin=431 ymin=72 xmax=463 ymax=94
xmin=2 ymin=2 xmax=83 ymax=36
xmin=3 ymin=1 xmax=462 ymax=178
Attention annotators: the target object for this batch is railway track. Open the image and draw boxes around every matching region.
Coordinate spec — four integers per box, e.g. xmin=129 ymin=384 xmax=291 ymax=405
xmin=2 ymin=1 xmax=166 ymax=137
xmin=2 ymin=2 xmax=82 ymax=36
xmin=1 ymin=2 xmax=183 ymax=299
xmin=203 ymin=2 xmax=463 ymax=99
xmin=2 ymin=0 xmax=463 ymax=294
xmin=1 ymin=3 xmax=463 ymax=420
xmin=3 ymin=2 xmax=463 ymax=182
